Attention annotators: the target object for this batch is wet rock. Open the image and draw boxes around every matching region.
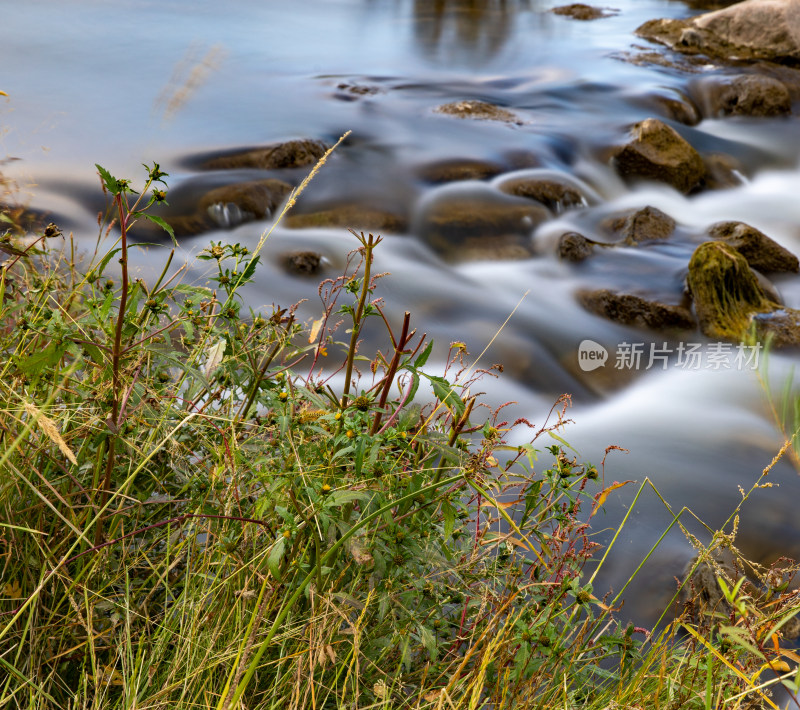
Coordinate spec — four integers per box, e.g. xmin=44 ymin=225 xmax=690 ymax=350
xmin=416 ymin=159 xmax=506 ymax=184
xmin=558 ymin=232 xmax=594 ymax=262
xmin=551 ymin=4 xmax=617 ymax=20
xmin=613 ymin=118 xmax=706 ymax=194
xmin=281 ymin=251 xmax=323 ymax=276
xmin=687 ymin=240 xmax=783 ymax=341
xmin=606 ymin=205 xmax=676 ymax=245
xmin=578 ymin=289 xmax=695 ymax=330
xmin=702 ymin=153 xmax=746 ymax=190
xmin=637 ymin=0 xmax=800 ymax=65
xmin=647 ymin=91 xmax=702 ymax=126
xmin=416 ymin=185 xmax=549 ymax=261
xmin=200 ymin=138 xmax=328 ymax=170
xmin=138 ymin=178 xmax=292 ymax=237
xmin=284 ymin=203 xmax=407 ymax=233
xmin=707 ymin=221 xmax=800 ymax=273
xmin=496 ymin=176 xmax=587 ymax=213
xmin=691 ymin=74 xmax=792 ymax=118
xmin=434 ymin=100 xmax=521 ymax=124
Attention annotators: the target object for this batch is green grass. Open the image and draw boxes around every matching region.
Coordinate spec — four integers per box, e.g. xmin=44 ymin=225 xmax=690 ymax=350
xmin=0 ymin=158 xmax=799 ymax=710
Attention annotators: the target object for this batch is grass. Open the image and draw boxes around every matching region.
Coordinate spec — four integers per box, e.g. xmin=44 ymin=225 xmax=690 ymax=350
xmin=0 ymin=156 xmax=799 ymax=710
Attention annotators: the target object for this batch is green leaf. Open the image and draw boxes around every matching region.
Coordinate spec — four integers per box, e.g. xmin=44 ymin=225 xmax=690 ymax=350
xmin=419 ymin=625 xmax=437 ymax=659
xmin=442 ymin=500 xmax=455 ymax=538
xmin=239 ymin=256 xmax=261 ymax=284
xmin=141 ymin=214 xmax=177 ymax=246
xmin=326 ymin=490 xmax=372 ymax=508
xmin=267 ymin=536 xmax=286 ymax=580
xmin=427 ymin=375 xmax=465 ymax=418
xmin=95 ymin=164 xmax=119 ymax=195
xmin=91 ymin=248 xmax=122 ymax=280
xmin=413 ymin=340 xmax=433 ymax=369
xmin=18 ymin=342 xmax=68 ymax=376
xmin=547 ymin=431 xmax=578 ymax=454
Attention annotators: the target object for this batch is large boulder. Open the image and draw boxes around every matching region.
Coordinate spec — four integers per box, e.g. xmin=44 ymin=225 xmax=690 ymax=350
xmin=637 ymin=0 xmax=800 ymax=65
xmin=686 ymin=240 xmax=800 ymax=342
xmin=613 ymin=119 xmax=706 ymax=194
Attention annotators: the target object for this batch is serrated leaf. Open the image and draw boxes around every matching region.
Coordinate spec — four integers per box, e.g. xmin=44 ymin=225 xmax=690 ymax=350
xmin=95 ymin=164 xmax=119 ymax=195
xmin=267 ymin=536 xmax=286 ymax=580
xmin=18 ymin=342 xmax=68 ymax=377
xmin=90 ymin=248 xmax=122 ymax=281
xmin=142 ymin=214 xmax=177 ymax=246
xmin=419 ymin=626 xmax=437 ymax=659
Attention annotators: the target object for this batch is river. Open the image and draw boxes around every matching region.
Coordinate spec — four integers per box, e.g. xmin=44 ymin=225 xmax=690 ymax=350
xmin=3 ymin=0 xmax=800 ymax=626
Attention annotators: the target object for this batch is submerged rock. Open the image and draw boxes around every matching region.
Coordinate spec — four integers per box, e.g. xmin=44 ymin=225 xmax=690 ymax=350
xmin=285 ymin=204 xmax=407 ymax=233
xmin=691 ymin=74 xmax=792 ymax=118
xmin=551 ymin=3 xmax=617 ymax=20
xmin=637 ymin=0 xmax=800 ymax=65
xmin=613 ymin=118 xmax=706 ymax=194
xmin=434 ymin=100 xmax=521 ymax=124
xmin=606 ymin=205 xmax=677 ymax=245
xmin=558 ymin=231 xmax=594 ymax=262
xmin=496 ymin=175 xmax=587 ymax=213
xmin=415 ymin=185 xmax=549 ymax=261
xmin=138 ymin=178 xmax=292 ymax=237
xmin=200 ymin=138 xmax=328 ymax=170
xmin=707 ymin=221 xmax=800 ymax=273
xmin=281 ymin=251 xmax=323 ymax=277
xmin=579 ymin=289 xmax=695 ymax=330
xmin=416 ymin=159 xmax=506 ymax=184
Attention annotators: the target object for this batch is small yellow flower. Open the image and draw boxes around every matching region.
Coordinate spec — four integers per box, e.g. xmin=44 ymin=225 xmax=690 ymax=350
xmin=346 ymin=429 xmax=356 ymax=439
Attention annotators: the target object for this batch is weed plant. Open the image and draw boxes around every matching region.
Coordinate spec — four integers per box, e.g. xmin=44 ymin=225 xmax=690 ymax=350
xmin=0 ymin=162 xmax=799 ymax=709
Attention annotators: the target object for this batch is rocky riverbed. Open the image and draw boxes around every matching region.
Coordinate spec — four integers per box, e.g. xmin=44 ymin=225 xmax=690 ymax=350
xmin=5 ymin=0 xmax=800 ymax=626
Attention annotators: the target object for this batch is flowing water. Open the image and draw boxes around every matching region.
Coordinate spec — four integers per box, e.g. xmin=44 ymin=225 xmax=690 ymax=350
xmin=4 ymin=0 xmax=800 ymax=625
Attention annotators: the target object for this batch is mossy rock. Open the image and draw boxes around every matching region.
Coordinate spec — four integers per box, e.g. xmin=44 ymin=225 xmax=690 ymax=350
xmin=687 ymin=240 xmax=779 ymax=341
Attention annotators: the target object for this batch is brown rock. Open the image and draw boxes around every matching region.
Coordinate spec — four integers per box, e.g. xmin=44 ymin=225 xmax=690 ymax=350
xmin=139 ymin=178 xmax=292 ymax=237
xmin=281 ymin=251 xmax=323 ymax=276
xmin=637 ymin=0 xmax=800 ymax=65
xmin=702 ymin=153 xmax=747 ymax=190
xmin=417 ymin=159 xmax=505 ymax=183
xmin=579 ymin=289 xmax=695 ymax=330
xmin=551 ymin=4 xmax=617 ymax=20
xmin=707 ymin=221 xmax=800 ymax=273
xmin=692 ymin=75 xmax=792 ymax=118
xmin=434 ymin=100 xmax=521 ymax=124
xmin=608 ymin=205 xmax=676 ymax=245
xmin=497 ymin=177 xmax=587 ymax=213
xmin=613 ymin=118 xmax=706 ymax=193
xmin=558 ymin=232 xmax=594 ymax=261
xmin=202 ymin=139 xmax=328 ymax=170
xmin=285 ymin=204 xmax=407 ymax=233
xmin=417 ymin=189 xmax=549 ymax=260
